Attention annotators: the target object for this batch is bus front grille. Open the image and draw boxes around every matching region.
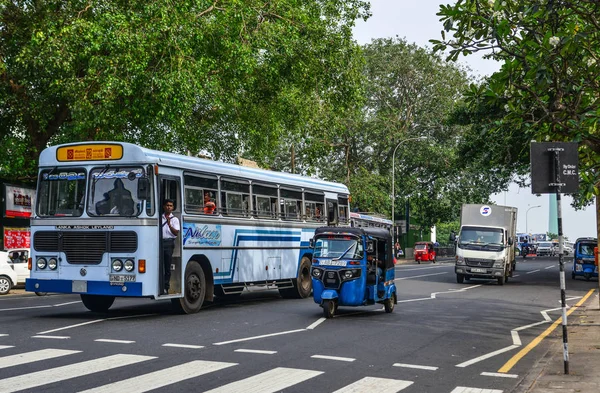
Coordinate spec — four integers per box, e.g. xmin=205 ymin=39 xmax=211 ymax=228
xmin=33 ymin=231 xmax=138 ymax=264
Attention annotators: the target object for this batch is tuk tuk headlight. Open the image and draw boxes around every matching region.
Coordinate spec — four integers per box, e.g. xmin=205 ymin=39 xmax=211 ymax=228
xmin=112 ymin=259 xmax=123 ymax=272
xmin=576 ymin=259 xmax=583 ymax=264
xmin=312 ymin=268 xmax=322 ymax=278
xmin=340 ymin=269 xmax=361 ymax=280
xmin=36 ymin=258 xmax=47 ymax=270
xmin=124 ymin=259 xmax=135 ymax=272
xmin=48 ymin=258 xmax=58 ymax=270
xmin=344 ymin=270 xmax=353 ymax=279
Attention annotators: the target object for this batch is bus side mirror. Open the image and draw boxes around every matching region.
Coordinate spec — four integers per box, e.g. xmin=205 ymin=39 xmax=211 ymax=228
xmin=137 ymin=178 xmax=150 ymax=200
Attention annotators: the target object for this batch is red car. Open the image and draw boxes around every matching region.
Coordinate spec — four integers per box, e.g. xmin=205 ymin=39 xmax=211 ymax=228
xmin=414 ymin=241 xmax=436 ymax=264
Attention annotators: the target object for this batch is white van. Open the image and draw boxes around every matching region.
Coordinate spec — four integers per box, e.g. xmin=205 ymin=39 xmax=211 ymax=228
xmin=6 ymin=248 xmax=30 ymax=284
xmin=0 ymin=251 xmax=19 ymax=295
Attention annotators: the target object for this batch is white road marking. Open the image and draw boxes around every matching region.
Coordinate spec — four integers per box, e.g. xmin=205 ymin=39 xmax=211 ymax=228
xmin=456 ymin=345 xmax=520 ymax=368
xmin=397 ymin=297 xmax=433 ymax=303
xmin=162 ymin=343 xmax=204 ymax=349
xmin=481 ymin=372 xmax=518 ymax=378
xmin=213 ymin=329 xmax=305 ymax=346
xmin=203 ymin=367 xmax=323 ymax=393
xmin=525 ymin=269 xmax=540 ymax=274
xmin=94 ymin=339 xmax=135 ymax=344
xmin=393 ymin=362 xmax=438 ymax=371
xmin=311 ymin=355 xmax=355 ymax=362
xmin=0 ymin=349 xmax=80 ymax=369
xmin=306 ymin=318 xmax=326 ymax=330
xmin=513 ymin=321 xmax=548 ymax=331
xmin=395 ymin=272 xmax=448 ymax=280
xmin=52 ymin=301 xmax=82 ymax=307
xmin=0 ymin=346 xmax=14 ymax=350
xmin=234 ymin=349 xmax=277 ymax=355
xmin=78 ymin=360 xmax=237 ymax=393
xmin=333 ymin=376 xmax=413 ymax=392
xmin=0 ymin=354 xmax=155 ymax=393
xmin=544 ymin=265 xmax=555 ymax=269
xmin=395 ymin=266 xmax=448 ymax=271
xmin=512 ymin=274 xmax=520 ymax=277
xmin=0 ymin=305 xmax=52 ymax=312
xmin=451 ymin=387 xmax=503 ymax=393
xmin=31 ymin=335 xmax=70 ymax=340
xmin=511 ymin=331 xmax=522 ymax=346
xmin=0 ymin=334 xmax=7 ymax=337
xmin=38 ymin=319 xmax=105 ymax=334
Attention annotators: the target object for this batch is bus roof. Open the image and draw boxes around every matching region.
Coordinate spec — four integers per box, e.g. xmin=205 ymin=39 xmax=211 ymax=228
xmin=38 ymin=141 xmax=349 ymax=194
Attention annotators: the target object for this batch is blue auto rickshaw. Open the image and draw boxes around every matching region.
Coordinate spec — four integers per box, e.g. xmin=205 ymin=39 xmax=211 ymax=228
xmin=310 ymin=227 xmax=397 ymax=318
xmin=571 ymin=237 xmax=598 ymax=281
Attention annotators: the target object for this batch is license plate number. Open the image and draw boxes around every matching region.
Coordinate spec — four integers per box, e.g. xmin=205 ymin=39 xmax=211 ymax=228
xmin=471 ymin=268 xmax=486 ymax=273
xmin=109 ymin=274 xmax=136 ymax=286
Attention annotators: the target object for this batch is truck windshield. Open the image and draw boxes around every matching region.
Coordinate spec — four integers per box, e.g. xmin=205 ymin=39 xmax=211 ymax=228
xmin=458 ymin=226 xmax=504 ymax=251
xmin=314 ymin=237 xmax=363 ymax=259
xmin=37 ymin=168 xmax=86 ymax=217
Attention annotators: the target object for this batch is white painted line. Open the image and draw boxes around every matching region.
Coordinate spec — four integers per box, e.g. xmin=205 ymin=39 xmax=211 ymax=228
xmin=451 ymin=387 xmax=503 ymax=393
xmin=52 ymin=301 xmax=82 ymax=307
xmin=544 ymin=265 xmax=555 ymax=270
xmin=397 ymin=297 xmax=433 ymax=303
xmin=513 ymin=321 xmax=549 ymax=331
xmin=481 ymin=372 xmax=518 ymax=378
xmin=311 ymin=354 xmax=355 ymax=362
xmin=0 ymin=346 xmax=14 ymax=350
xmin=525 ymin=269 xmax=540 ymax=274
xmin=203 ymin=367 xmax=323 ymax=393
xmin=0 ymin=305 xmax=52 ymax=312
xmin=31 ymin=335 xmax=70 ymax=340
xmin=0 ymin=354 xmax=155 ymax=393
xmin=393 ymin=362 xmax=438 ymax=371
xmin=78 ymin=360 xmax=237 ymax=393
xmin=396 ymin=266 xmax=447 ymax=271
xmin=0 ymin=334 xmax=7 ymax=337
xmin=0 ymin=349 xmax=80 ymax=369
xmin=333 ymin=376 xmax=413 ymax=392
xmin=512 ymin=274 xmax=520 ymax=277
xmin=38 ymin=319 xmax=104 ymax=335
xmin=234 ymin=349 xmax=277 ymax=355
xmin=306 ymin=318 xmax=326 ymax=330
xmin=213 ymin=329 xmax=305 ymax=346
xmin=456 ymin=345 xmax=519 ymax=368
xmin=94 ymin=339 xmax=135 ymax=344
xmin=511 ymin=331 xmax=521 ymax=346
xmin=162 ymin=343 xmax=204 ymax=349
xmin=431 ymin=284 xmax=482 ymax=299
xmin=396 ymin=272 xmax=448 ymax=280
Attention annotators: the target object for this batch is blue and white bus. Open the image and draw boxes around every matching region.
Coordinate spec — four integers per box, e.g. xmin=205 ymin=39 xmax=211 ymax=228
xmin=349 ymin=212 xmax=393 ymax=233
xmin=26 ymin=142 xmax=350 ymax=313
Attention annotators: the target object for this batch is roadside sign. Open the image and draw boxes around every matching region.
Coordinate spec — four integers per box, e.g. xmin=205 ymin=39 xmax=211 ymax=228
xmin=530 ymin=142 xmax=579 ymax=194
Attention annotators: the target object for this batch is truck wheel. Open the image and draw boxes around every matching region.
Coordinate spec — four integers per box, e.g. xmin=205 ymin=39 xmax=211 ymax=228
xmin=172 ymin=261 xmax=206 ymax=314
xmin=322 ymin=300 xmax=337 ymax=318
xmin=279 ymin=256 xmax=312 ymax=299
xmin=497 ymin=275 xmax=505 ymax=286
xmin=456 ymin=274 xmax=464 ymax=284
xmin=80 ymin=294 xmax=115 ymax=312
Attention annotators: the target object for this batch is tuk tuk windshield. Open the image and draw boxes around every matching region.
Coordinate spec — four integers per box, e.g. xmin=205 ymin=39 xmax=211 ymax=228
xmin=314 ymin=237 xmax=363 ymax=259
xmin=578 ymin=243 xmax=595 ymax=257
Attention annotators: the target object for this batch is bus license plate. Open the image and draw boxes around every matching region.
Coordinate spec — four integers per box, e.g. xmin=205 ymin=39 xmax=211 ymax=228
xmin=109 ymin=274 xmax=136 ymax=286
xmin=471 ymin=268 xmax=486 ymax=273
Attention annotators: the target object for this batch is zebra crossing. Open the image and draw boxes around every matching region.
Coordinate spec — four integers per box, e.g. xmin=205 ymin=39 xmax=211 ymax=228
xmin=0 ymin=346 xmax=504 ymax=393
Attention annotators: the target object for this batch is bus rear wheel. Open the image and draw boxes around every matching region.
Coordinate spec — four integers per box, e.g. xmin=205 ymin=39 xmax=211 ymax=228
xmin=80 ymin=294 xmax=115 ymax=312
xmin=172 ymin=261 xmax=206 ymax=314
xmin=279 ymin=256 xmax=312 ymax=299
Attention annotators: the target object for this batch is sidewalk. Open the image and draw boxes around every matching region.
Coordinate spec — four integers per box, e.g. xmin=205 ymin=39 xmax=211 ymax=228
xmin=514 ymin=290 xmax=600 ymax=393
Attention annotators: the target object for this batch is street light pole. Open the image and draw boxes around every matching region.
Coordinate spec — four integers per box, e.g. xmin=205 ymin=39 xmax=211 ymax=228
xmin=391 ymin=136 xmax=426 ymax=242
xmin=525 ymin=205 xmax=541 ymax=234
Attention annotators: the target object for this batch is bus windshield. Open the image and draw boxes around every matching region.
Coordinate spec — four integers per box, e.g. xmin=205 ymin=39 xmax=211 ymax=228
xmin=314 ymin=237 xmax=363 ymax=259
xmin=37 ymin=168 xmax=86 ymax=217
xmin=87 ymin=167 xmax=151 ymax=217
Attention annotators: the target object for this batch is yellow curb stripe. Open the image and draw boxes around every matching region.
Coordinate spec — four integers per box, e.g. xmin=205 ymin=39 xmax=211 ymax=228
xmin=498 ymin=288 xmax=596 ymax=373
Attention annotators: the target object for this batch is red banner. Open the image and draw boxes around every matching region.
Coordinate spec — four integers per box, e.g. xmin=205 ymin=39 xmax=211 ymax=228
xmin=3 ymin=227 xmax=30 ymax=249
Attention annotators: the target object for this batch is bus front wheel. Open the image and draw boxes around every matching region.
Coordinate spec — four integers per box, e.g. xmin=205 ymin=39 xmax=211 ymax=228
xmin=80 ymin=294 xmax=115 ymax=312
xmin=172 ymin=260 xmax=206 ymax=314
xmin=279 ymin=256 xmax=312 ymax=299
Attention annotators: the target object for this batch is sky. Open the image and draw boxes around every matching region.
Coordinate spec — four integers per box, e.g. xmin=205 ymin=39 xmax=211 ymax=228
xmin=352 ymin=0 xmax=597 ymax=241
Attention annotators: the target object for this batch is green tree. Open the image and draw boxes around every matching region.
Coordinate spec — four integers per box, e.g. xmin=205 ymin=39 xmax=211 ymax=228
xmin=432 ymin=0 xmax=600 ymax=239
xmin=0 ymin=0 xmax=370 ymax=180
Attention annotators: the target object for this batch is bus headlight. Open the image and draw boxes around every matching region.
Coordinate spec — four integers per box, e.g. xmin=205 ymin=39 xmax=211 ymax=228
xmin=48 ymin=258 xmax=58 ymax=270
xmin=37 ymin=258 xmax=47 ymax=270
xmin=124 ymin=259 xmax=135 ymax=272
xmin=112 ymin=259 xmax=123 ymax=272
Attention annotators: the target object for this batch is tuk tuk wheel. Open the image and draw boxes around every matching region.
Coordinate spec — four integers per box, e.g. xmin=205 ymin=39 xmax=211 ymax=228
xmin=571 ymin=272 xmax=575 ymax=279
xmin=584 ymin=273 xmax=592 ymax=281
xmin=322 ymin=300 xmax=337 ymax=319
xmin=384 ymin=292 xmax=396 ymax=313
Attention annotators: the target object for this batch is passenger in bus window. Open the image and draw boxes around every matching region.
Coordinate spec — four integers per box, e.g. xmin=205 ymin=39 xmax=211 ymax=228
xmin=315 ymin=206 xmax=322 ymax=220
xmin=203 ymin=192 xmax=216 ymax=214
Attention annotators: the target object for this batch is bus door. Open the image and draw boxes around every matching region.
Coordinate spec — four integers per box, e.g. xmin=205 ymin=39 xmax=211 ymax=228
xmin=325 ymin=197 xmax=339 ymax=226
xmin=159 ymin=176 xmax=182 ymax=296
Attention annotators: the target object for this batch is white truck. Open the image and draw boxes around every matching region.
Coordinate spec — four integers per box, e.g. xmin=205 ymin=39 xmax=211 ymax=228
xmin=453 ymin=204 xmax=517 ymax=285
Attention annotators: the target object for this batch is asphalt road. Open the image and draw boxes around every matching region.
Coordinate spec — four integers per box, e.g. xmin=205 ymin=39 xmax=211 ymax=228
xmin=0 ymin=256 xmax=597 ymax=393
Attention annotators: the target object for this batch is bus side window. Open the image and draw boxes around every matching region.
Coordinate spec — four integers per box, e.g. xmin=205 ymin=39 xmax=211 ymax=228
xmin=221 ymin=178 xmax=250 ymax=217
xmin=280 ymin=187 xmax=302 ymax=221
xmin=252 ymin=183 xmax=278 ymax=219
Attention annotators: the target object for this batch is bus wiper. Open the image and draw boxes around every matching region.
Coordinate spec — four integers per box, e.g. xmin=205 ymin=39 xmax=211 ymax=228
xmin=91 ymin=164 xmax=110 ymax=197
